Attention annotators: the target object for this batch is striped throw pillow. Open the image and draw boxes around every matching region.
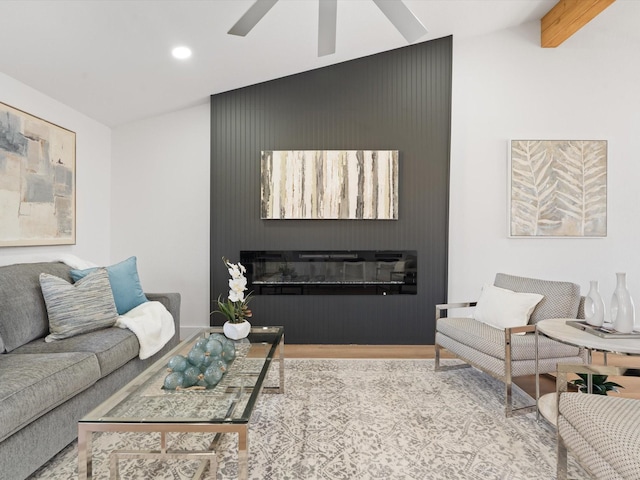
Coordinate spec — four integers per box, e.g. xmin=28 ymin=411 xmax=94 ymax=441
xmin=40 ymin=268 xmax=119 ymax=342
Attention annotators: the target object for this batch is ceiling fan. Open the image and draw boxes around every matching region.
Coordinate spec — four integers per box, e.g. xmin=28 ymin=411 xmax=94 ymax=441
xmin=228 ymin=0 xmax=427 ymax=57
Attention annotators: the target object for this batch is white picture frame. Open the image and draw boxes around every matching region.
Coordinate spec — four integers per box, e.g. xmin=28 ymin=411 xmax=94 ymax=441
xmin=0 ymin=102 xmax=76 ymax=246
xmin=508 ymin=140 xmax=607 ymax=238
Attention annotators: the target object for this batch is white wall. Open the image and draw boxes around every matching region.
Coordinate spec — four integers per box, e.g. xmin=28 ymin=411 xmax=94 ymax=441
xmin=5 ymin=17 xmax=637 ymax=339
xmin=109 ymin=19 xmax=640 ymax=339
xmin=0 ymin=69 xmax=207 ymax=339
xmin=0 ymin=72 xmax=112 ymax=266
xmin=111 ymin=103 xmax=210 ymax=338
xmin=449 ymin=21 xmax=640 ymax=323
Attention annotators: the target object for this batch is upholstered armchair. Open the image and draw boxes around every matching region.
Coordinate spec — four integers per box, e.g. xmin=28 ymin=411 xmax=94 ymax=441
xmin=556 ymin=363 xmax=640 ymax=480
xmin=435 ymin=273 xmax=586 ymax=416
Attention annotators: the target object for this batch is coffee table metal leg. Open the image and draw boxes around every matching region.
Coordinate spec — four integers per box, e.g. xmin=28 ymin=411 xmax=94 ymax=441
xmin=279 ymin=334 xmax=285 ymax=394
xmin=109 ymin=453 xmax=118 ymax=480
xmin=238 ymin=426 xmax=249 ymax=479
xmin=209 ymin=457 xmax=216 ymax=480
xmin=264 ymin=334 xmax=285 ymax=394
xmin=78 ymin=425 xmax=92 ymax=480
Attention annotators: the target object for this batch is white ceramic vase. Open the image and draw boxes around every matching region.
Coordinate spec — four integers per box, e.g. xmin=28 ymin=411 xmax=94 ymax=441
xmin=223 ymin=320 xmax=251 ymax=340
xmin=611 ymin=273 xmax=635 ymax=333
xmin=585 ymin=280 xmax=605 ymax=327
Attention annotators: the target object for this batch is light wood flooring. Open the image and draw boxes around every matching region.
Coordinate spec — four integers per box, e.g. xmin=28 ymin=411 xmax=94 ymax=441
xmin=285 ymin=345 xmax=640 ymax=399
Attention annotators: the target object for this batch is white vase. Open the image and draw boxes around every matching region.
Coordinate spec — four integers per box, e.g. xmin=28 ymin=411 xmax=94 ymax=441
xmin=611 ymin=273 xmax=635 ymax=333
xmin=584 ymin=280 xmax=605 ymax=327
xmin=223 ymin=320 xmax=251 ymax=340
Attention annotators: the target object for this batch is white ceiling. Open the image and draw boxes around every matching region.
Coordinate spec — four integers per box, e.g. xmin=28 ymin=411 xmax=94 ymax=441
xmin=0 ymin=0 xmax=632 ymax=127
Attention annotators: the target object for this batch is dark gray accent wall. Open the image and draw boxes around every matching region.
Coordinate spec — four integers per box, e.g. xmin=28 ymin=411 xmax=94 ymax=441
xmin=210 ymin=36 xmax=452 ymax=344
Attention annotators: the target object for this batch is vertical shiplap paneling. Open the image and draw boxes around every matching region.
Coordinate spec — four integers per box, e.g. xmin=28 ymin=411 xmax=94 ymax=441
xmin=211 ymin=37 xmax=452 ymax=343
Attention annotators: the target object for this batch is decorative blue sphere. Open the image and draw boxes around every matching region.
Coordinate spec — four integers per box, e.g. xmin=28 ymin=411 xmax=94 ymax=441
xmin=183 ymin=365 xmax=201 ymax=387
xmin=211 ymin=358 xmax=227 ymax=373
xmin=187 ymin=347 xmax=206 ymax=367
xmin=163 ymin=372 xmax=185 ymax=390
xmin=205 ymin=339 xmax=223 ymax=356
xmin=167 ymin=355 xmax=188 ymax=372
xmin=221 ymin=344 xmax=236 ymax=362
xmin=203 ymin=366 xmax=224 ymax=387
xmin=200 ymin=354 xmax=214 ymax=371
xmin=209 ymin=333 xmax=226 ymax=343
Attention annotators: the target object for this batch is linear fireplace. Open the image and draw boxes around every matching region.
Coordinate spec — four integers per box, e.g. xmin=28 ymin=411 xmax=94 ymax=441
xmin=241 ymin=250 xmax=417 ymax=295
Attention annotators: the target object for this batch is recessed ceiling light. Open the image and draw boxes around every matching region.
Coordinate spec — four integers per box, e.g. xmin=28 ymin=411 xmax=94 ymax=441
xmin=171 ymin=46 xmax=192 ymax=60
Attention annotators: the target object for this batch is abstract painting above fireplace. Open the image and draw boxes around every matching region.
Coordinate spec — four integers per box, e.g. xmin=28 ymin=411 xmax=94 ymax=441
xmin=260 ymin=150 xmax=399 ymax=220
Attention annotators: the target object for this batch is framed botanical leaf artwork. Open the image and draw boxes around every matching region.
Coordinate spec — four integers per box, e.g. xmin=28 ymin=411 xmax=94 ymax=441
xmin=509 ymin=140 xmax=607 ymax=237
xmin=0 ymin=102 xmax=76 ymax=246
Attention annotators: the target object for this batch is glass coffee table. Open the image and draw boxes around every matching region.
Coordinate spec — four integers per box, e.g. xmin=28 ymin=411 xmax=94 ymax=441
xmin=78 ymin=326 xmax=284 ymax=480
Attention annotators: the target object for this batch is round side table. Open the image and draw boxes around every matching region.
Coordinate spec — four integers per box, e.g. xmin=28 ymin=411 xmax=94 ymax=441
xmin=535 ymin=318 xmax=640 ymax=425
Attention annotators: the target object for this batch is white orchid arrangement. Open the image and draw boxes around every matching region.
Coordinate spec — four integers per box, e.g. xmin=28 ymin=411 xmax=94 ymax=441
xmin=213 ymin=257 xmax=253 ymax=324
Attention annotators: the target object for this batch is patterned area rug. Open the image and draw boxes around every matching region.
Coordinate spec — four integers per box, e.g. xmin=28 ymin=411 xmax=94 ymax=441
xmin=28 ymin=359 xmax=586 ymax=479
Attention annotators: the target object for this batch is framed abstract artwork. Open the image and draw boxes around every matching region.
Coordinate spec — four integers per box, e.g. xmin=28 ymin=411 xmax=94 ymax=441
xmin=261 ymin=150 xmax=399 ymax=220
xmin=0 ymin=102 xmax=76 ymax=246
xmin=509 ymin=140 xmax=607 ymax=238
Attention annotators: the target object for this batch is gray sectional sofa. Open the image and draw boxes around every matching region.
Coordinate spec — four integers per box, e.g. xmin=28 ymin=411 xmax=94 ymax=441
xmin=0 ymin=261 xmax=181 ymax=480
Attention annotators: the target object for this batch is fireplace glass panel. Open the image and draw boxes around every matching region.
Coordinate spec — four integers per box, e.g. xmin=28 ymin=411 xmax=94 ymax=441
xmin=240 ymin=251 xmax=417 ymax=295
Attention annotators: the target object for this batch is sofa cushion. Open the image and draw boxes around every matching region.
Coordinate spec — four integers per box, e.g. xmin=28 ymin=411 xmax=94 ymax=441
xmin=40 ymin=268 xmax=119 ymax=342
xmin=70 ymin=256 xmax=148 ymax=315
xmin=0 ymin=352 xmax=100 ymax=442
xmin=0 ymin=262 xmax=72 ymax=352
xmin=12 ymin=327 xmax=140 ymax=377
xmin=494 ymin=273 xmax=581 ymax=324
xmin=437 ymin=317 xmax=581 ymax=360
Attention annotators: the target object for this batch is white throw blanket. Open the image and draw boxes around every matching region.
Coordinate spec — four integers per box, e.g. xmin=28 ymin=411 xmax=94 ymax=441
xmin=116 ymin=301 xmax=176 ymax=359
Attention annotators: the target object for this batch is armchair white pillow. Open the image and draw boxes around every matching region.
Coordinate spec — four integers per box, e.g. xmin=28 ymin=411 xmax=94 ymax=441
xmin=473 ymin=284 xmax=544 ymax=330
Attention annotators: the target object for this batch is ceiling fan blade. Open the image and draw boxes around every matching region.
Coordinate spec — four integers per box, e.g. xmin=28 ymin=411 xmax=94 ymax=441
xmin=371 ymin=0 xmax=427 ymax=43
xmin=228 ymin=0 xmax=279 ymax=36
xmin=318 ymin=0 xmax=337 ymax=56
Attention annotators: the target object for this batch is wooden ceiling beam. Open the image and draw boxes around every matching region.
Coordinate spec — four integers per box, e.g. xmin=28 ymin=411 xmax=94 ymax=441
xmin=541 ymin=0 xmax=616 ymax=48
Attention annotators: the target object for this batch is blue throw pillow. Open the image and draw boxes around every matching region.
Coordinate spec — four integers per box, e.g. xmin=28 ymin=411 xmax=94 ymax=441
xmin=70 ymin=256 xmax=148 ymax=315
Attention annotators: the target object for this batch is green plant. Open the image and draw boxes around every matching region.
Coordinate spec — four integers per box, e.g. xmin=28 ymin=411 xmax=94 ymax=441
xmin=212 ymin=257 xmax=253 ymax=324
xmin=570 ymin=374 xmax=624 ymax=395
